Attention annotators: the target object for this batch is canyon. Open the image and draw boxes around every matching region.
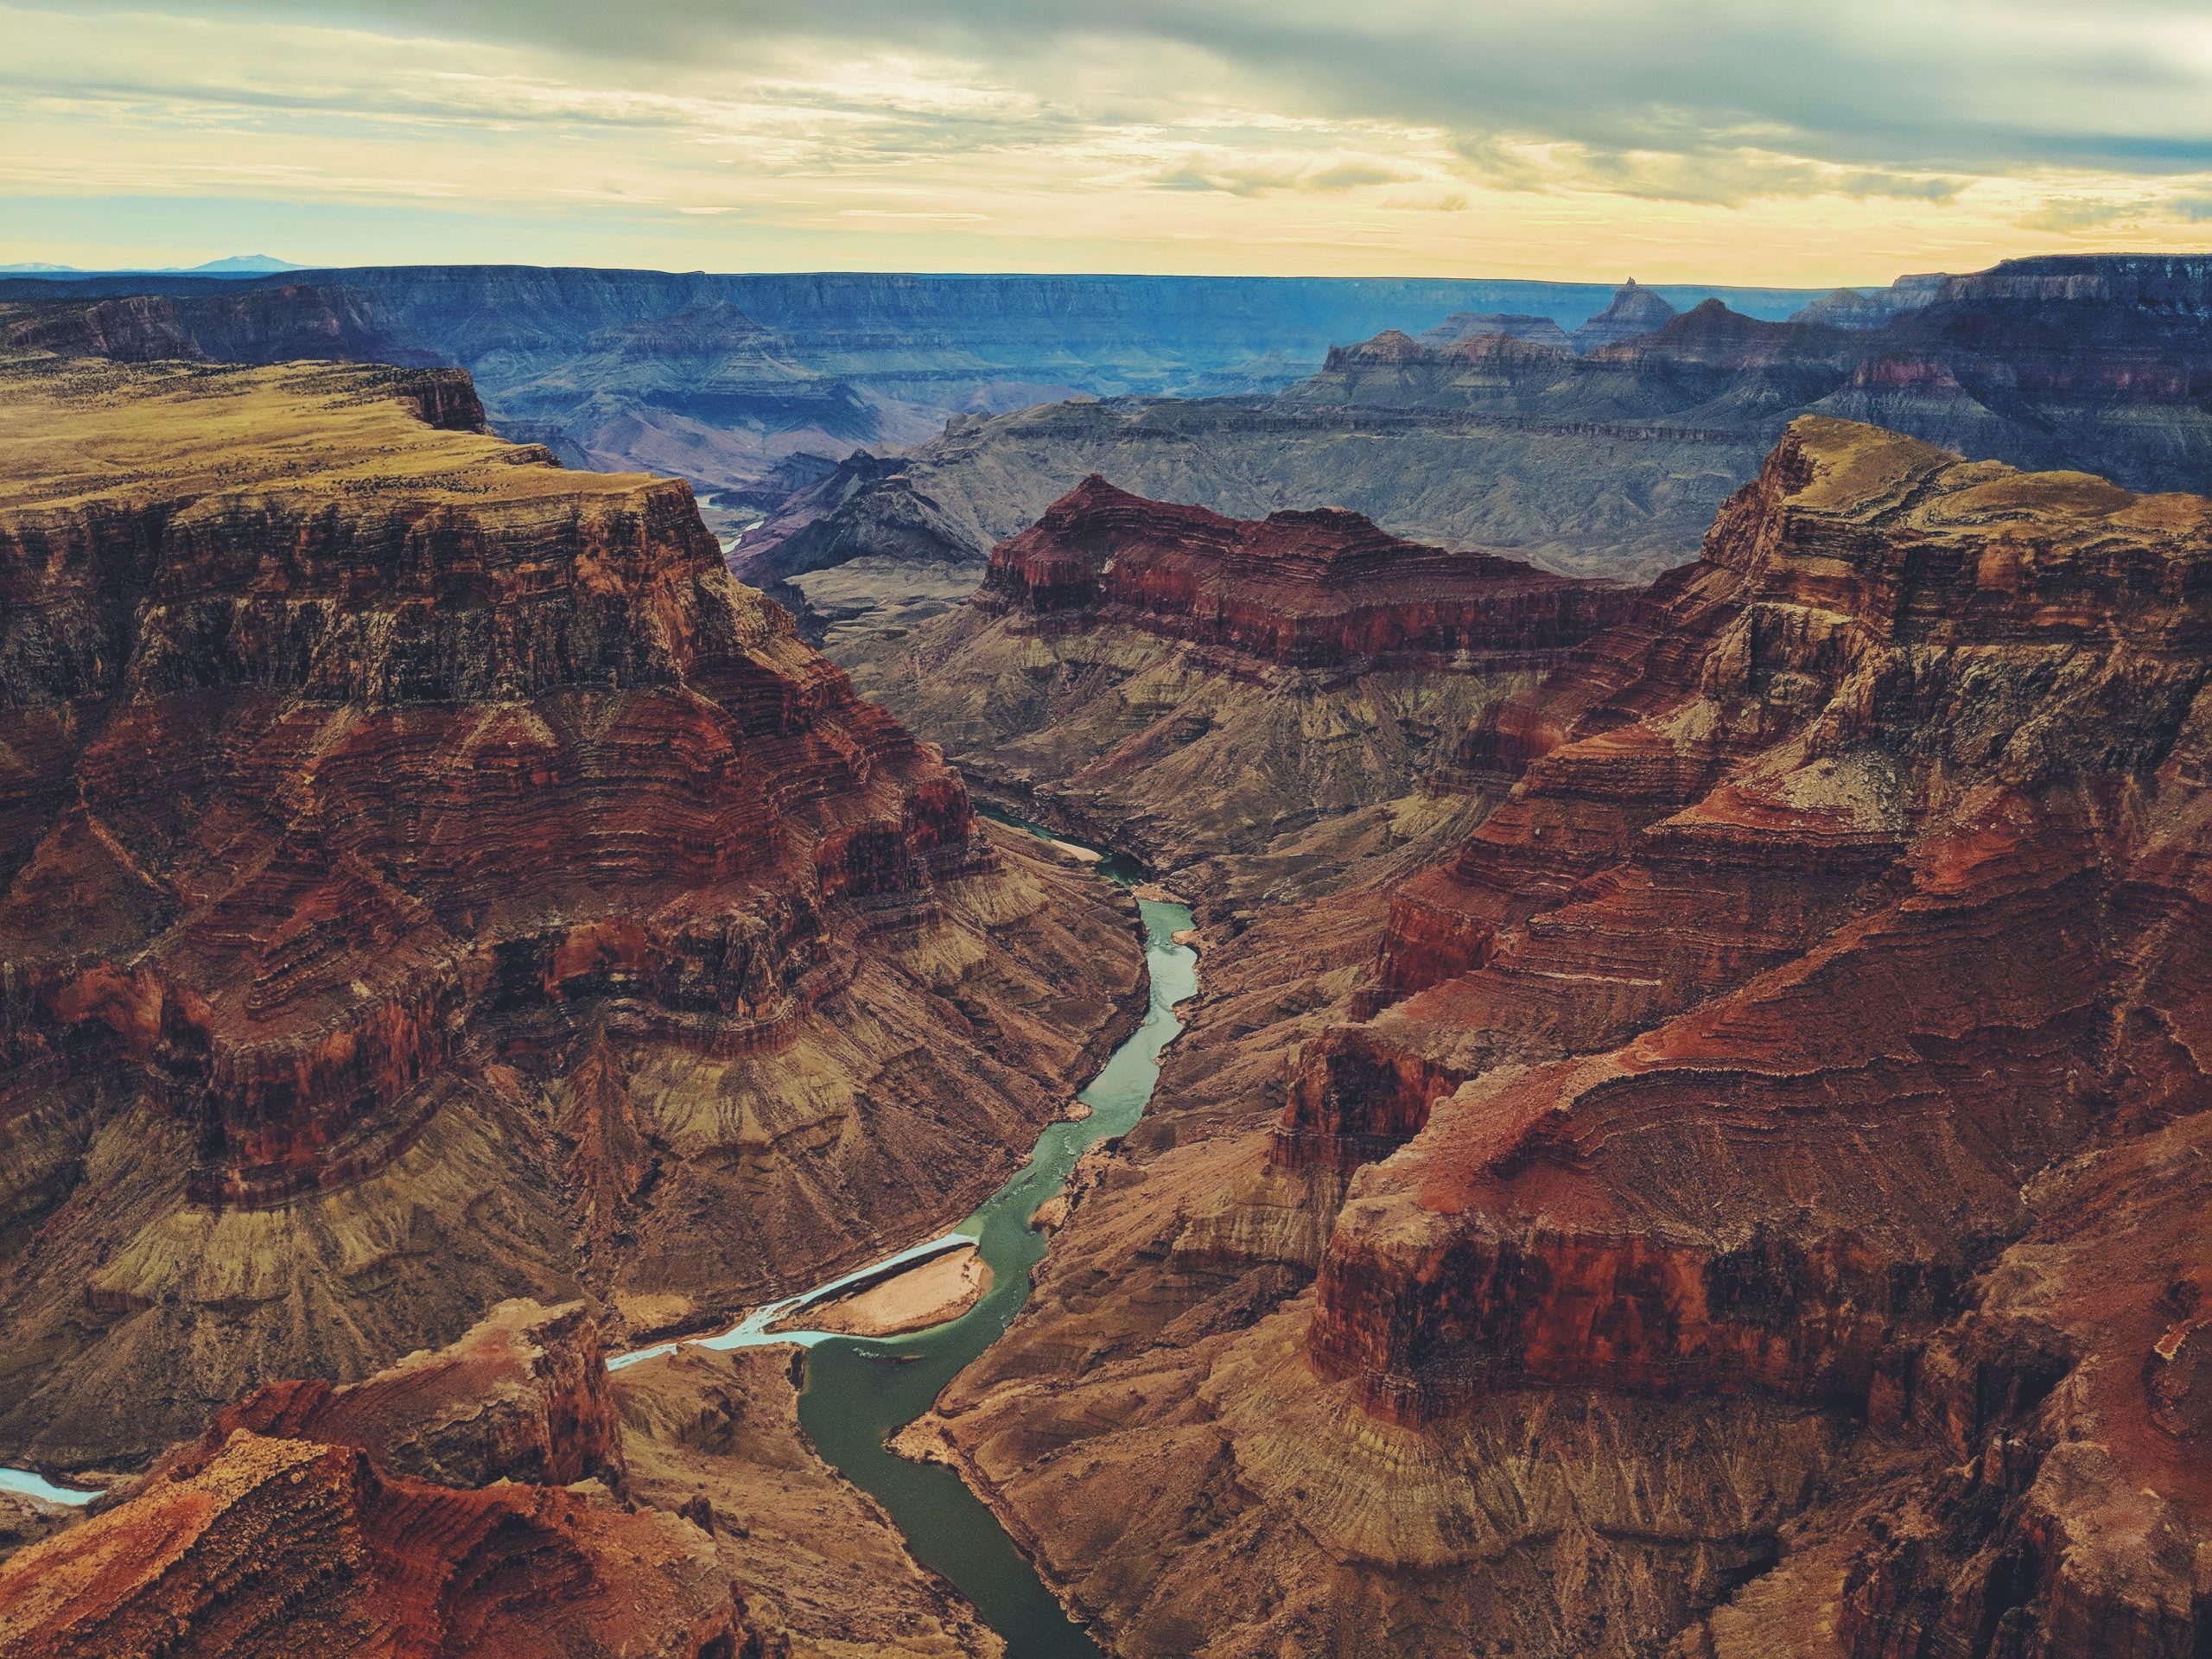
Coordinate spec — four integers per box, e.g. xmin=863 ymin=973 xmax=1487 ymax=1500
xmin=3 ymin=260 xmax=2211 ymax=1659
xmin=893 ymin=416 xmax=2212 ymax=1658
xmin=747 ymin=254 xmax=2212 ymax=638
xmin=0 ymin=352 xmax=1144 ymax=1473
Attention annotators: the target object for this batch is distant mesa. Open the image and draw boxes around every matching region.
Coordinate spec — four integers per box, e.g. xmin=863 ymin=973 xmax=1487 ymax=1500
xmin=1414 ymin=311 xmax=1577 ymax=352
xmin=1789 ymin=270 xmax=1949 ymax=328
xmin=976 ymin=474 xmax=1639 ymax=670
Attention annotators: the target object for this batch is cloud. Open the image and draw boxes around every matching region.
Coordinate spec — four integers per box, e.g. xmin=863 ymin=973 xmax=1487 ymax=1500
xmin=6 ymin=0 xmax=2212 ymax=276
xmin=1153 ymin=156 xmax=1414 ymax=196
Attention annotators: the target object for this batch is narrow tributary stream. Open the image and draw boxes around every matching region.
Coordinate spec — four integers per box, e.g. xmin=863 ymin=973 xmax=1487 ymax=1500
xmin=614 ymin=813 xmax=1197 ymax=1656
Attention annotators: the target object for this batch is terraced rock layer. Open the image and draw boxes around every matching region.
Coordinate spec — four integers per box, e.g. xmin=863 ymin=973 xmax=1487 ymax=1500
xmin=0 ymin=1297 xmax=1003 ymax=1657
xmin=0 ymin=355 xmax=1144 ymax=1468
xmin=911 ymin=417 xmax=2212 ymax=1659
xmin=847 ymin=480 xmax=1635 ymax=903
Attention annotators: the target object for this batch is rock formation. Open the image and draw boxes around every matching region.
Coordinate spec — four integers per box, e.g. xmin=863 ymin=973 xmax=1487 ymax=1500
xmin=1789 ymin=273 xmax=1950 ymax=330
xmin=0 ymin=353 xmax=1145 ymax=1469
xmin=1414 ymin=312 xmax=1578 ymax=351
xmin=0 ymin=1300 xmax=771 ymax=1659
xmin=0 ymin=1295 xmax=1011 ymax=1658
xmin=1570 ymin=277 xmax=1681 ymax=351
xmin=906 ymin=416 xmax=2212 ymax=1659
xmin=844 ymin=479 xmax=1637 ymax=904
xmin=0 ymin=1432 xmax=765 ymax=1659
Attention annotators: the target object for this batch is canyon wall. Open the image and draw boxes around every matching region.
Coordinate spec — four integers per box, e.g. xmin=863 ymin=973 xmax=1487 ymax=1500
xmin=0 ymin=353 xmax=1144 ymax=1468
xmin=909 ymin=416 xmax=2212 ymax=1659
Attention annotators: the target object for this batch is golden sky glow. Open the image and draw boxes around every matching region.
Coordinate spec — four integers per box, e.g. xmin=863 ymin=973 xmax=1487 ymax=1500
xmin=5 ymin=0 xmax=2212 ymax=280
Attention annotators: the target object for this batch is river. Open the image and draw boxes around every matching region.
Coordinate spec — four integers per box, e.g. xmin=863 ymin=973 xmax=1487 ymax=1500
xmin=616 ymin=811 xmax=1195 ymax=1656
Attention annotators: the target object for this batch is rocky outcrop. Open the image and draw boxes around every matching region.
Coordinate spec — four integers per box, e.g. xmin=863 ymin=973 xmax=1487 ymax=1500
xmin=0 ymin=1431 xmax=766 ymax=1659
xmin=194 ymin=1299 xmax=626 ymax=1491
xmin=1572 ymin=278 xmax=1681 ymax=351
xmin=846 ymin=481 xmax=1632 ymax=902
xmin=0 ymin=354 xmax=1146 ymax=1467
xmin=974 ymin=477 xmax=1637 ymax=670
xmin=908 ymin=417 xmax=2212 ymax=1659
xmin=0 ymin=1302 xmax=791 ymax=1659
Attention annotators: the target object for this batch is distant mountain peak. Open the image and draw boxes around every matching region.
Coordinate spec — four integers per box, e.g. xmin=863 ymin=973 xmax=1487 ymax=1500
xmin=187 ymin=254 xmax=302 ymax=273
xmin=1571 ymin=280 xmax=1679 ymax=352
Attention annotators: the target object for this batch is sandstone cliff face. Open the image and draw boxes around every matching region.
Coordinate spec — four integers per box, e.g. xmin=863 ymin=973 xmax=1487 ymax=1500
xmin=911 ymin=417 xmax=2212 ymax=1659
xmin=0 ymin=355 xmax=1145 ymax=1467
xmin=844 ymin=480 xmax=1633 ymax=904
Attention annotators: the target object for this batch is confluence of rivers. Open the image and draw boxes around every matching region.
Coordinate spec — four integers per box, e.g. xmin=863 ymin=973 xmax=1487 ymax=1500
xmin=3 ymin=814 xmax=1196 ymax=1659
xmin=613 ymin=811 xmax=1197 ymax=1656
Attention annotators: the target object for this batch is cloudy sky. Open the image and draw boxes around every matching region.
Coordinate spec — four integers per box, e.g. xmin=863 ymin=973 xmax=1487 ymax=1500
xmin=6 ymin=0 xmax=2212 ymax=281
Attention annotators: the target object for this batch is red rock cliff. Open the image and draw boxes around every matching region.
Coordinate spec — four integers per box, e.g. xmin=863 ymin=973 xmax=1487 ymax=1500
xmin=0 ymin=356 xmax=976 ymax=1211
xmin=1287 ymin=417 xmax=2212 ymax=1434
xmin=973 ymin=475 xmax=1638 ymax=671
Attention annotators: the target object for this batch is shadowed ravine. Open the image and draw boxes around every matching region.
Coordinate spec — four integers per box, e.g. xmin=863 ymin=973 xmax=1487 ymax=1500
xmin=612 ymin=811 xmax=1197 ymax=1656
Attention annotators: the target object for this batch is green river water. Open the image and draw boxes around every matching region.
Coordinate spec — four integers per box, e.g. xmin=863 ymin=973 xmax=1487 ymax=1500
xmin=612 ymin=811 xmax=1198 ymax=1656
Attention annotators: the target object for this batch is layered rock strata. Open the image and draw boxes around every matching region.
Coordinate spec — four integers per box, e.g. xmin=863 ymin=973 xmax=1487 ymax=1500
xmin=0 ymin=354 xmax=1144 ymax=1468
xmin=846 ymin=480 xmax=1634 ymax=902
xmin=0 ymin=1300 xmax=774 ymax=1659
xmin=0 ymin=1297 xmax=1007 ymax=1658
xmin=910 ymin=417 xmax=2212 ymax=1658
